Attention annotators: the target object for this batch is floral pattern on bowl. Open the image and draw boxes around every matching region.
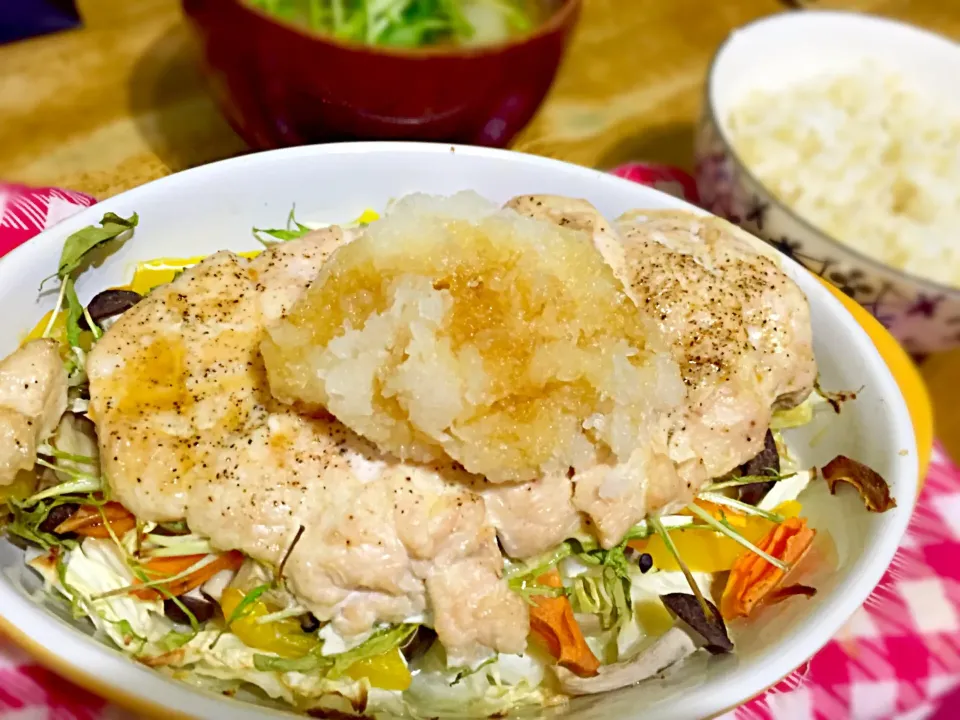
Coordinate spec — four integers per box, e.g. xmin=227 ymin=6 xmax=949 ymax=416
xmin=694 ymin=114 xmax=960 ymax=356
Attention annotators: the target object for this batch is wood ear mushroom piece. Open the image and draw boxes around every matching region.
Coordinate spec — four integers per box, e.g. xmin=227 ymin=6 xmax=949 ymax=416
xmin=79 ymin=289 xmax=142 ymax=331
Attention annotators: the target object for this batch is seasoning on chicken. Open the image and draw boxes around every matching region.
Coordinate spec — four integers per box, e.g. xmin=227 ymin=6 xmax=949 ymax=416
xmin=615 ymin=210 xmax=816 ymax=479
xmin=507 ymin=197 xmax=815 ymax=478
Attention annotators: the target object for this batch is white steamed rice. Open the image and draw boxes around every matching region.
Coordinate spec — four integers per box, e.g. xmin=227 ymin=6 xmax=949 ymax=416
xmin=727 ymin=67 xmax=960 ymax=287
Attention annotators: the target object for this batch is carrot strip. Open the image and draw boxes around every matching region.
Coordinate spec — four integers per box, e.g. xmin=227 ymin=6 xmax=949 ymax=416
xmin=140 ymin=554 xmax=210 ymax=578
xmin=132 ymin=550 xmax=244 ymax=600
xmin=528 ymin=569 xmax=600 ymax=677
xmin=75 ymin=516 xmax=137 ymax=538
xmin=55 ymin=502 xmax=134 ymax=534
xmin=720 ymin=517 xmax=816 ymax=620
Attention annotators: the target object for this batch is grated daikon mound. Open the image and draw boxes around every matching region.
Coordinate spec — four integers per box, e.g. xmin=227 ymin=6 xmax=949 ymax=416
xmin=261 ymin=192 xmax=684 ymax=482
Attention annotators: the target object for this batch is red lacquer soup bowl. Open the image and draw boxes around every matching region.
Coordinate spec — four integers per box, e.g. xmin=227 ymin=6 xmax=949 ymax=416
xmin=182 ymin=0 xmax=581 ymax=149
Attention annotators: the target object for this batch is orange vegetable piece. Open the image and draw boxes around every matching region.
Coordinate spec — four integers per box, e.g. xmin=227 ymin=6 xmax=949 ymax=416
xmin=720 ymin=517 xmax=816 ymax=620
xmin=140 ymin=554 xmax=210 ymax=577
xmin=628 ymin=501 xmax=804 ymax=575
xmin=56 ymin=502 xmax=137 ymax=537
xmin=133 ymin=550 xmax=244 ymax=600
xmin=74 ymin=517 xmax=138 ymax=538
xmin=528 ymin=569 xmax=600 ymax=677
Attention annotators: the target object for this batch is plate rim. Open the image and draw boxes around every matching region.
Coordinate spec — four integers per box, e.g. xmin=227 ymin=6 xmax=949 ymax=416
xmin=0 ymin=141 xmax=919 ymax=719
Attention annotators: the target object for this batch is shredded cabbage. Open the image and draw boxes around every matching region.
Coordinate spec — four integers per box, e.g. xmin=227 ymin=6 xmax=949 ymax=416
xmin=403 ymin=643 xmax=556 ymax=718
xmin=758 ymin=469 xmax=814 ymax=511
xmin=5 ymin=492 xmax=102 ymax=550
xmin=771 ymin=395 xmax=819 ymax=429
xmin=23 ymin=536 xmax=551 ymax=716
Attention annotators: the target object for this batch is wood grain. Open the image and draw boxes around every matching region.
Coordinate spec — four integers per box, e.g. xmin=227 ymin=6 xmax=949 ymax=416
xmin=2 ymin=0 xmax=960 ymax=458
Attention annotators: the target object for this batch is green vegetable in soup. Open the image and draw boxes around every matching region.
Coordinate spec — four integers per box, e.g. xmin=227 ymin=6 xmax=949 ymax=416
xmin=246 ymin=0 xmax=545 ymax=48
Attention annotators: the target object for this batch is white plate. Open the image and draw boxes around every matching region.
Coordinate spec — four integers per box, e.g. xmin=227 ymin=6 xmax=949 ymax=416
xmin=0 ymin=142 xmax=917 ymax=719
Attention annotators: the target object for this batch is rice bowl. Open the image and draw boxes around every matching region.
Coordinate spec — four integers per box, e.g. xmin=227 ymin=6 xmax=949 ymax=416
xmin=696 ymin=10 xmax=960 ymax=354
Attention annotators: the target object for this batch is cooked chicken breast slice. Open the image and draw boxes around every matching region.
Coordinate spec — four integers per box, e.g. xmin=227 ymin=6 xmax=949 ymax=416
xmin=615 ymin=210 xmax=816 ymax=478
xmin=88 ymin=251 xmax=264 ymax=520
xmin=503 ymin=194 xmax=629 ymax=285
xmin=0 ymin=339 xmax=67 ymax=485
xmin=425 ymin=552 xmax=529 ymax=666
xmin=195 ymin=405 xmax=527 ymax=655
xmin=89 ymin=231 xmax=528 ymax=659
xmin=88 ymin=230 xmax=346 ymax=522
xmin=570 ymin=444 xmax=693 ymax=547
xmin=252 ymin=228 xmax=353 ymax=322
xmin=505 ymin=196 xmax=816 ymax=496
xmin=481 ymin=472 xmax=584 ymax=558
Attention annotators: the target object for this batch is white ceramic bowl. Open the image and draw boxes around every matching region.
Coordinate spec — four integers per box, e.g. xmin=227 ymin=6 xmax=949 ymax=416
xmin=0 ymin=143 xmax=917 ymax=719
xmin=695 ymin=10 xmax=960 ymax=355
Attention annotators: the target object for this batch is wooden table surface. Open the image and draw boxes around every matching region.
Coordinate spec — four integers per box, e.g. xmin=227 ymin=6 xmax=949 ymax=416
xmin=3 ymin=0 xmax=960 ymax=459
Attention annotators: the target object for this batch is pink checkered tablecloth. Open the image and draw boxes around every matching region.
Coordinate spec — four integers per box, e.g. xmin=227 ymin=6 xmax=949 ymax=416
xmin=1 ymin=175 xmax=959 ymax=720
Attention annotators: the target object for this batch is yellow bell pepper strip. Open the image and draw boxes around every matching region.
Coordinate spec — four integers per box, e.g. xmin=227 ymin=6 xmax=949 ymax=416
xmin=720 ymin=517 xmax=816 ymax=620
xmin=222 ymin=588 xmax=412 ymax=690
xmin=353 ymin=209 xmax=381 ymax=226
xmin=23 ymin=310 xmax=94 ymax=357
xmin=0 ymin=471 xmax=38 ymax=503
xmin=529 ymin=569 xmax=600 ymax=677
xmin=220 ymin=587 xmax=320 ymax=659
xmin=130 ymin=254 xmax=261 ymax=295
xmin=248 ymin=621 xmax=416 ymax=691
xmin=628 ymin=500 xmax=801 ymax=574
xmin=344 ymin=647 xmax=412 ymax=691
